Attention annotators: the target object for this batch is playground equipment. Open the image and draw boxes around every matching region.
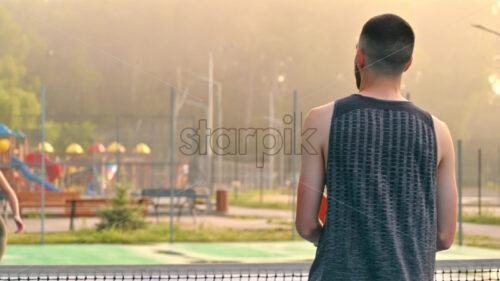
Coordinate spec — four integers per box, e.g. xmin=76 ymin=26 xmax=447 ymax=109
xmin=37 ymin=141 xmax=54 ymax=153
xmin=0 ymin=124 xmax=12 ymax=136
xmin=87 ymin=142 xmax=107 ymax=195
xmin=63 ymin=142 xmax=88 ymax=192
xmin=0 ymin=123 xmax=62 ymax=193
xmin=89 ymin=142 xmax=106 ymax=153
xmin=134 ymin=143 xmax=151 ymax=154
xmin=11 ymin=157 xmax=60 ymax=192
xmin=0 ymin=121 xmax=163 ymax=196
xmin=0 ymin=139 xmax=10 ymax=152
xmin=65 ymin=143 xmax=84 ymax=154
xmin=0 ymin=124 xmax=15 ymax=188
xmin=12 ymin=129 xmax=28 ymax=160
xmin=22 ymin=152 xmax=62 ymax=192
xmin=107 ymin=141 xmax=125 ymax=153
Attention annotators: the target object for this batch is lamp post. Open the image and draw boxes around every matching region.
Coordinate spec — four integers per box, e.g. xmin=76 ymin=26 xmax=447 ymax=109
xmin=207 ymin=44 xmax=235 ymax=194
xmin=191 ymin=73 xmax=223 ymax=191
xmin=208 ymin=52 xmax=214 ymax=194
xmin=268 ymin=74 xmax=286 ymax=190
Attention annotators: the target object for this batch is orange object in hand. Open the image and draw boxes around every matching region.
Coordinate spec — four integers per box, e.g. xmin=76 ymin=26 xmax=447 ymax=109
xmin=319 ymin=193 xmax=327 ymax=224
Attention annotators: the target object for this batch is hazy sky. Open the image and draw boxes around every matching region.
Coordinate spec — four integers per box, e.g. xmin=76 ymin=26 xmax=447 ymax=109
xmin=3 ymin=0 xmax=500 ymax=142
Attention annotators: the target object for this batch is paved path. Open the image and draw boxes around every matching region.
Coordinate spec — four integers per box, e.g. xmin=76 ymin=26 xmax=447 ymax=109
xmin=462 ymin=222 xmax=500 ymax=238
xmin=2 ymin=206 xmax=292 ymax=233
xmin=227 ymin=206 xmax=291 ymax=218
xmin=3 ymin=206 xmax=500 ymax=241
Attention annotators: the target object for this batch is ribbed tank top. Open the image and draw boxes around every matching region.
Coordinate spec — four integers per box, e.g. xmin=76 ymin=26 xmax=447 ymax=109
xmin=308 ymin=93 xmax=438 ymax=281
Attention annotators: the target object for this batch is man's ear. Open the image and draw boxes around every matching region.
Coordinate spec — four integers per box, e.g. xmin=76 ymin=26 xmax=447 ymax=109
xmin=403 ymin=57 xmax=413 ymax=72
xmin=356 ymin=49 xmax=366 ymax=69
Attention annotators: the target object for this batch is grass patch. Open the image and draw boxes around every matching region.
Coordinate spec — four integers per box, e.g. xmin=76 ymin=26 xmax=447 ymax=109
xmin=266 ymin=218 xmax=292 ymax=226
xmin=485 ymin=182 xmax=500 ymax=189
xmin=225 ymin=215 xmax=263 ymax=220
xmin=463 ymin=211 xmax=500 ymax=225
xmin=222 ymin=215 xmax=293 ymax=225
xmin=462 ymin=234 xmax=500 ymax=250
xmin=21 ymin=212 xmax=59 ymax=219
xmin=7 ymin=223 xmax=301 ymax=244
xmin=229 ymin=200 xmax=292 ymax=210
xmin=228 ymin=188 xmax=293 ymax=210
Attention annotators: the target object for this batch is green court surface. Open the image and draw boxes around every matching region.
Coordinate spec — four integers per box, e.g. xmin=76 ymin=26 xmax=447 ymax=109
xmin=1 ymin=242 xmax=499 ymax=265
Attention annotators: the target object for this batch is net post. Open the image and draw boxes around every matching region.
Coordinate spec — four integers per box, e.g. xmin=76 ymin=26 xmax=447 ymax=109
xmin=169 ymin=86 xmax=176 ymax=244
xmin=292 ymin=90 xmax=297 ymax=241
xmin=115 ymin=115 xmax=121 ymax=183
xmin=40 ymin=84 xmax=46 ymax=245
xmin=457 ymin=139 xmax=463 ymax=246
xmin=478 ymin=148 xmax=481 ymax=215
xmin=150 ymin=121 xmax=156 ymax=189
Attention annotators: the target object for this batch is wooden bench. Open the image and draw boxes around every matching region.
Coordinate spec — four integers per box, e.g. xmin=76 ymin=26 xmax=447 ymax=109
xmin=17 ymin=191 xmax=80 ymax=214
xmin=63 ymin=198 xmax=149 ymax=230
xmin=141 ymin=188 xmax=212 ymax=223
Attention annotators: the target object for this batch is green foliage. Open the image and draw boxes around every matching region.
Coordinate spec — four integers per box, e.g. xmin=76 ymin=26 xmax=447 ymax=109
xmin=95 ymin=182 xmax=147 ymax=231
xmin=45 ymin=120 xmax=98 ymax=155
xmin=7 ymin=223 xmax=298 ymax=244
xmin=463 ymin=211 xmax=500 ymax=225
xmin=462 ymin=234 xmax=500 ymax=250
xmin=228 ymin=188 xmax=293 ymax=210
xmin=0 ymin=6 xmax=40 ymax=129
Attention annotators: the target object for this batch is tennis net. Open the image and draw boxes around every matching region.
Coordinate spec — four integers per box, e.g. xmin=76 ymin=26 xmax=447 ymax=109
xmin=1 ymin=259 xmax=499 ymax=280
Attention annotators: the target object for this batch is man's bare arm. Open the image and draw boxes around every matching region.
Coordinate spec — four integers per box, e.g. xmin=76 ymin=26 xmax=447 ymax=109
xmin=0 ymin=171 xmax=24 ymax=233
xmin=434 ymin=118 xmax=457 ymax=251
xmin=295 ymin=108 xmax=327 ymax=246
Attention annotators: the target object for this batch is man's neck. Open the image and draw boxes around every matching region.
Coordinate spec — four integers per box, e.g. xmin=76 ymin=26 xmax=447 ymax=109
xmin=358 ymin=75 xmax=406 ymax=101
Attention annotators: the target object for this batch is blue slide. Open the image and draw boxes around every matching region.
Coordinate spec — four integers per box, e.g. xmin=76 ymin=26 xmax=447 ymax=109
xmin=11 ymin=157 xmax=61 ymax=192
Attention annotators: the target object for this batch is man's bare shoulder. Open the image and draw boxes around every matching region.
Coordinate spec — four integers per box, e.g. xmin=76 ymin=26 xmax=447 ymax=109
xmin=306 ymin=101 xmax=335 ymax=124
xmin=431 ymin=115 xmax=451 ymax=137
xmin=431 ymin=115 xmax=445 ymax=128
xmin=431 ymin=114 xmax=453 ymax=164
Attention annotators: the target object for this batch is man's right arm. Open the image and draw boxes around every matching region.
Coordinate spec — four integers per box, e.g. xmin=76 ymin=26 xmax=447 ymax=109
xmin=434 ymin=118 xmax=458 ymax=251
xmin=0 ymin=171 xmax=24 ymax=234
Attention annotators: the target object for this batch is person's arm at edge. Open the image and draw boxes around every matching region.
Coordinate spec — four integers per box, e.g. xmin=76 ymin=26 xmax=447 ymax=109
xmin=0 ymin=171 xmax=24 ymax=234
xmin=434 ymin=117 xmax=457 ymax=251
xmin=295 ymin=108 xmax=326 ymax=246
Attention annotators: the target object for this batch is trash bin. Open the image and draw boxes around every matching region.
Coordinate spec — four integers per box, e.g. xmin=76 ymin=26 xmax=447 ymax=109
xmin=216 ymin=189 xmax=228 ymax=212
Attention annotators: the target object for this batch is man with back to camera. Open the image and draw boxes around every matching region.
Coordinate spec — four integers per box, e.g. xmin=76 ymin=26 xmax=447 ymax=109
xmin=295 ymin=14 xmax=458 ymax=280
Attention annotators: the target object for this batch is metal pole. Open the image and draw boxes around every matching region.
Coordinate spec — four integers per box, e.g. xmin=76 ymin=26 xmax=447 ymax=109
xmin=457 ymin=139 xmax=463 ymax=246
xmin=269 ymin=89 xmax=275 ymax=190
xmin=259 ymin=168 xmax=263 ymax=203
xmin=150 ymin=122 xmax=155 ymax=189
xmin=292 ymin=90 xmax=298 ymax=241
xmin=40 ymin=84 xmax=46 ymax=245
xmin=478 ymin=148 xmax=482 ymax=215
xmin=116 ymin=115 xmax=121 ymax=183
xmin=217 ymin=84 xmax=223 ymax=187
xmin=497 ymin=145 xmax=500 ymax=204
xmin=496 ymin=145 xmax=500 ymax=204
xmin=234 ymin=155 xmax=239 ymax=199
xmin=169 ymin=87 xmax=176 ymax=243
xmin=208 ymin=52 xmax=214 ymax=195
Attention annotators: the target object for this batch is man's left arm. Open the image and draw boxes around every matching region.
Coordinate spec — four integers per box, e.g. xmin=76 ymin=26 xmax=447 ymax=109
xmin=295 ymin=109 xmax=326 ymax=246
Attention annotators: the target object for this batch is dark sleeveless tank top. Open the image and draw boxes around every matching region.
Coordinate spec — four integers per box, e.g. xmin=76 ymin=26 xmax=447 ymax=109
xmin=308 ymin=93 xmax=438 ymax=281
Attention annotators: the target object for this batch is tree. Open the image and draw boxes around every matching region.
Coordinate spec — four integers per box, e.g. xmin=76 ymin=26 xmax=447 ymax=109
xmin=0 ymin=6 xmax=40 ymax=130
xmin=95 ymin=182 xmax=147 ymax=231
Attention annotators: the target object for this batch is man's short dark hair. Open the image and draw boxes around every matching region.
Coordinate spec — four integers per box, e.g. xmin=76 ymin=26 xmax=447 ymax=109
xmin=359 ymin=14 xmax=415 ymax=77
